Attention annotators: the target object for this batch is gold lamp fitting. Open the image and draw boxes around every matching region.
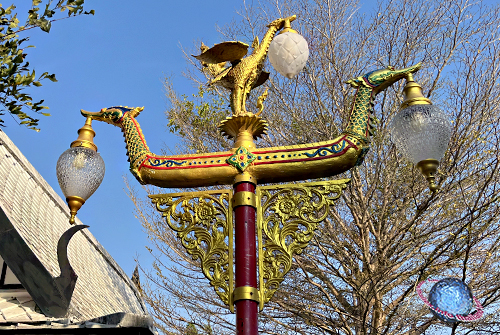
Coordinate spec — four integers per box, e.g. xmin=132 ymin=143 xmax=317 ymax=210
xmin=416 ymin=159 xmax=440 ymax=193
xmin=280 ymin=16 xmax=298 ymax=34
xmin=71 ymin=117 xmax=98 ymax=151
xmin=400 ymin=73 xmax=432 ymax=110
xmin=67 ymin=195 xmax=85 ymax=224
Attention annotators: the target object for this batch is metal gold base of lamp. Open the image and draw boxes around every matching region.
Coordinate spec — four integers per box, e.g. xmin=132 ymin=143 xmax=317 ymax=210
xmin=416 ymin=159 xmax=440 ymax=193
xmin=66 ymin=195 xmax=85 ymax=224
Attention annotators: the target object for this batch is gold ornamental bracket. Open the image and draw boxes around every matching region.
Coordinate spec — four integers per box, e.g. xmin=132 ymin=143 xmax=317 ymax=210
xmin=149 ymin=178 xmax=350 ymax=312
xmin=150 ymin=189 xmax=235 ymax=312
xmin=256 ymin=179 xmax=350 ymax=310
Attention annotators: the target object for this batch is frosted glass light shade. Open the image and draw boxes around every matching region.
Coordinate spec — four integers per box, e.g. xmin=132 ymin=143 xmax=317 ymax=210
xmin=268 ymin=32 xmax=309 ymax=79
xmin=390 ymin=104 xmax=452 ymax=164
xmin=57 ymin=147 xmax=105 ymax=201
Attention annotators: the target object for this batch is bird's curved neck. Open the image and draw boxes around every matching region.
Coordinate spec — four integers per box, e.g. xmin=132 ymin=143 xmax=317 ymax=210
xmin=120 ymin=115 xmax=151 ymax=170
xmin=344 ymin=86 xmax=375 ymax=143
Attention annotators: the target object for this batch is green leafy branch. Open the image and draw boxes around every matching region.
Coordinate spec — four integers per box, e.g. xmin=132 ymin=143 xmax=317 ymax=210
xmin=0 ymin=1 xmax=94 ymax=131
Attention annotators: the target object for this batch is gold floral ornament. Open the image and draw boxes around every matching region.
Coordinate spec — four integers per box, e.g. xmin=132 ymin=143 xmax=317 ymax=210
xmin=273 ymin=193 xmax=315 ymax=221
xmin=196 ymin=201 xmax=216 ymax=227
xmin=256 ymin=179 xmax=350 ymax=310
xmin=150 ymin=190 xmax=234 ymax=311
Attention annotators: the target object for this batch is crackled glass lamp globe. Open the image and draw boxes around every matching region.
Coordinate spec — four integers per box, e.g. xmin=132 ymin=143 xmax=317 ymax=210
xmin=390 ymin=74 xmax=452 ymax=192
xmin=268 ymin=18 xmax=309 ymax=79
xmin=56 ymin=117 xmax=105 ymax=224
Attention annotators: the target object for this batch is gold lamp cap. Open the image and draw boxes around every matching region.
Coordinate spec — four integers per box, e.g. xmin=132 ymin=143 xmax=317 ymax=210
xmin=400 ymin=74 xmax=432 ymax=110
xmin=70 ymin=117 xmax=98 ymax=151
xmin=416 ymin=159 xmax=440 ymax=193
xmin=66 ymin=196 xmax=85 ymax=224
xmin=280 ymin=18 xmax=298 ymax=34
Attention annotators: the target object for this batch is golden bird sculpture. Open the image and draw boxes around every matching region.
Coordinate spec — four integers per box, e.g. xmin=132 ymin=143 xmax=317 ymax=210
xmin=193 ymin=15 xmax=297 ymax=117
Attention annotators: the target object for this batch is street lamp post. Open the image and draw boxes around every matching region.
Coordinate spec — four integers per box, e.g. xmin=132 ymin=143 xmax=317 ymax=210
xmin=57 ymin=16 xmax=451 ymax=334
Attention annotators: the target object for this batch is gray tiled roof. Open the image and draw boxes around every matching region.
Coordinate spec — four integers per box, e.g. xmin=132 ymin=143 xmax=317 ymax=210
xmin=0 ymin=130 xmax=152 ymax=331
xmin=0 ymin=290 xmax=47 ymax=323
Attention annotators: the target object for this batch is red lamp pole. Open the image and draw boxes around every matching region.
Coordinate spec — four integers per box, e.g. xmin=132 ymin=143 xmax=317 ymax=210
xmin=233 ymin=181 xmax=258 ymax=335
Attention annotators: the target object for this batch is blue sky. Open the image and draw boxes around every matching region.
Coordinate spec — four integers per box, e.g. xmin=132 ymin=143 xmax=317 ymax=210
xmin=7 ymin=0 xmax=241 ymax=277
xmin=12 ymin=0 xmax=496 ymax=289
xmin=6 ymin=1 xmax=499 ymax=332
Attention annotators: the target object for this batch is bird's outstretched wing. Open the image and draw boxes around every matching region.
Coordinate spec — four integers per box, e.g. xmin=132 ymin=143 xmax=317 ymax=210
xmin=193 ymin=41 xmax=249 ymax=64
xmin=209 ymin=66 xmax=232 ymax=86
xmin=253 ymin=71 xmax=270 ymax=89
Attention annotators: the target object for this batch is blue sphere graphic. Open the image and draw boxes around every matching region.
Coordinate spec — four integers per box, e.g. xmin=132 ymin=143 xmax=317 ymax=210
xmin=428 ymin=278 xmax=473 ymax=323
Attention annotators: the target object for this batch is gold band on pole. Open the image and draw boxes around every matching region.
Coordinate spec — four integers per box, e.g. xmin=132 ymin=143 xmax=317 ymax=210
xmin=234 ymin=286 xmax=259 ymax=303
xmin=232 ymin=191 xmax=257 ymax=208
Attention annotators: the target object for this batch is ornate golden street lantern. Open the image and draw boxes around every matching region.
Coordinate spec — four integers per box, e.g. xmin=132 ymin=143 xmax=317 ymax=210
xmin=389 ymin=74 xmax=452 ymax=192
xmin=268 ymin=16 xmax=309 ymax=78
xmin=57 ymin=15 xmax=450 ymax=335
xmin=56 ymin=117 xmax=105 ymax=224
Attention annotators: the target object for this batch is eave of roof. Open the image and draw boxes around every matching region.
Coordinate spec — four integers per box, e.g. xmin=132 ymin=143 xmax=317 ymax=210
xmin=0 ymin=312 xmax=155 ymax=334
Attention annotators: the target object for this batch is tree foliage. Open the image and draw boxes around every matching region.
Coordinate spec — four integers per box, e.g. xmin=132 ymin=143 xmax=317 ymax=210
xmin=132 ymin=0 xmax=500 ymax=334
xmin=0 ymin=0 xmax=93 ymax=131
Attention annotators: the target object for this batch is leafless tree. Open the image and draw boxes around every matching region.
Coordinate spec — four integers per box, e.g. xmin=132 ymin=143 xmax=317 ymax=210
xmin=131 ymin=0 xmax=500 ymax=334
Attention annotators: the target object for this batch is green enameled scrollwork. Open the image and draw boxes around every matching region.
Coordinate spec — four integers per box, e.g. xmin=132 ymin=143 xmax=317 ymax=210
xmin=256 ymin=179 xmax=350 ymax=310
xmin=150 ymin=190 xmax=234 ymax=311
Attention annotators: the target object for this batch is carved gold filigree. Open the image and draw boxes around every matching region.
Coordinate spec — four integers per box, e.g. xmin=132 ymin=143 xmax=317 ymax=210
xmin=256 ymin=179 xmax=350 ymax=310
xmin=150 ymin=190 xmax=234 ymax=312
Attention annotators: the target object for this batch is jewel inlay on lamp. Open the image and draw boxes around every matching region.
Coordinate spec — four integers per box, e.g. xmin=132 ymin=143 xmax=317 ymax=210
xmin=56 ymin=117 xmax=105 ymax=224
xmin=268 ymin=17 xmax=309 ymax=79
xmin=389 ymin=73 xmax=452 ymax=192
